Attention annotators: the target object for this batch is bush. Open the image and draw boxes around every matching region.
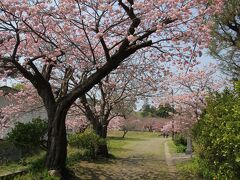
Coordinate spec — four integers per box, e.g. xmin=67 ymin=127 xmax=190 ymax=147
xmin=7 ymin=118 xmax=47 ymax=154
xmin=193 ymin=83 xmax=240 ymax=179
xmin=68 ymin=129 xmax=106 ymax=159
xmin=173 ymin=134 xmax=187 ymax=146
xmin=176 ymin=144 xmax=187 ymax=153
xmin=173 ymin=134 xmax=187 ymax=153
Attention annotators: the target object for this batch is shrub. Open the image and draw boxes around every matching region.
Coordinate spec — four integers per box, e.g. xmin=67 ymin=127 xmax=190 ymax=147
xmin=68 ymin=129 xmax=106 ymax=159
xmin=176 ymin=144 xmax=187 ymax=153
xmin=173 ymin=134 xmax=187 ymax=146
xmin=173 ymin=134 xmax=187 ymax=153
xmin=7 ymin=118 xmax=47 ymax=154
xmin=193 ymin=83 xmax=240 ymax=179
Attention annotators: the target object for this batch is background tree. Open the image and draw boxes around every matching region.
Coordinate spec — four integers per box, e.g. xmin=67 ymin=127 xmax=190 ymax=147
xmin=73 ymin=60 xmax=154 ymax=157
xmin=209 ymin=0 xmax=240 ymax=78
xmin=141 ymin=103 xmax=174 ymax=118
xmin=157 ymin=65 xmax=223 ymax=134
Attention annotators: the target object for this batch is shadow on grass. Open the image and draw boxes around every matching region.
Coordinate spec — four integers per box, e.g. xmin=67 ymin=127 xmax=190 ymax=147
xmin=72 ymin=158 xmax=175 ymax=180
xmin=67 ymin=150 xmax=116 ymax=166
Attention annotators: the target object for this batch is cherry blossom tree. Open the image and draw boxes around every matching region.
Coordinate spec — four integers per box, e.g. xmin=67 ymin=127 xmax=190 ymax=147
xmin=0 ymin=0 xmax=223 ymax=176
xmin=157 ymin=65 xmax=225 ymax=135
xmin=73 ymin=59 xmax=161 ymax=156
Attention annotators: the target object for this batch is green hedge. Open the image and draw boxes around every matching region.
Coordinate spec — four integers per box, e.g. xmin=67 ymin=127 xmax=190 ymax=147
xmin=193 ymin=82 xmax=240 ymax=179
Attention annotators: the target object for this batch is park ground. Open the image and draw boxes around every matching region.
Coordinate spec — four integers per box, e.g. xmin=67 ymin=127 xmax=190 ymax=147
xmin=1 ymin=131 xmax=198 ymax=179
xmin=71 ymin=131 xmax=194 ymax=180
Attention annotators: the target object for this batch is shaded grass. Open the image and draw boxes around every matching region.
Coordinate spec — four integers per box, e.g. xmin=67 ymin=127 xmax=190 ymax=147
xmin=14 ymin=170 xmax=60 ymax=180
xmin=0 ymin=151 xmax=46 ymax=176
xmin=0 ymin=151 xmax=60 ymax=179
xmin=0 ymin=163 xmax=26 ymax=175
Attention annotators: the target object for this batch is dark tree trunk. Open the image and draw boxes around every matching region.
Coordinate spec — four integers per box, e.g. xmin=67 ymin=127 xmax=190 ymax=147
xmin=122 ymin=130 xmax=128 ymax=138
xmin=94 ymin=124 xmax=109 ymax=157
xmin=45 ymin=105 xmax=69 ymax=178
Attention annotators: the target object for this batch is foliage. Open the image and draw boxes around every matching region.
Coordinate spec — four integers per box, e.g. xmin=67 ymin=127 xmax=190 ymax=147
xmin=141 ymin=103 xmax=174 ymax=118
xmin=7 ymin=118 xmax=47 ymax=153
xmin=156 ymin=104 xmax=175 ymax=118
xmin=193 ymin=82 xmax=240 ymax=179
xmin=209 ymin=0 xmax=240 ymax=78
xmin=172 ymin=134 xmax=187 ymax=153
xmin=68 ymin=129 xmax=106 ymax=159
xmin=13 ymin=84 xmax=25 ymax=91
xmin=175 ymin=144 xmax=187 ymax=153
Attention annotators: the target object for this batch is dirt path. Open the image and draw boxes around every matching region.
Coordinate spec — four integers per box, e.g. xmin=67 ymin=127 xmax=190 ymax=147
xmin=164 ymin=141 xmax=177 ymax=176
xmin=72 ymin=135 xmax=178 ymax=180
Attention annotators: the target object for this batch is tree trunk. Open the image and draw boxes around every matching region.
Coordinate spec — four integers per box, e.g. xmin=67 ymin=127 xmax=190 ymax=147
xmin=45 ymin=105 xmax=68 ymax=177
xmin=94 ymin=124 xmax=109 ymax=157
xmin=185 ymin=136 xmax=192 ymax=155
xmin=122 ymin=130 xmax=128 ymax=138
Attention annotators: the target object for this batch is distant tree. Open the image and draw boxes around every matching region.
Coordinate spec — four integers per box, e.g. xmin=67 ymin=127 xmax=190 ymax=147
xmin=141 ymin=103 xmax=174 ymax=118
xmin=141 ymin=104 xmax=154 ymax=117
xmin=209 ymin=0 xmax=240 ymax=78
xmin=156 ymin=104 xmax=175 ymax=118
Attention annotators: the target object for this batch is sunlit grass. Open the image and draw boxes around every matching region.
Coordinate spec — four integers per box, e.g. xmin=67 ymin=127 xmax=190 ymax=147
xmin=166 ymin=138 xmax=177 ymax=154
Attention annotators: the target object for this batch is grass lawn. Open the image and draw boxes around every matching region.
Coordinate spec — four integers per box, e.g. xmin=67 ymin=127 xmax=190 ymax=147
xmin=166 ymin=139 xmax=177 ymax=154
xmin=107 ymin=131 xmax=160 ymax=157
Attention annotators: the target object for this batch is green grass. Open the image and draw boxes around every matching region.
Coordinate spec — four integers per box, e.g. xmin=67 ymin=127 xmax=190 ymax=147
xmin=107 ymin=131 xmax=159 ymax=157
xmin=166 ymin=139 xmax=203 ymax=179
xmin=0 ymin=163 xmax=26 ymax=175
xmin=167 ymin=139 xmax=177 ymax=154
xmin=176 ymin=157 xmax=202 ymax=180
xmin=0 ymin=151 xmax=46 ymax=175
xmin=0 ymin=151 xmax=60 ymax=179
xmin=14 ymin=170 xmax=60 ymax=180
